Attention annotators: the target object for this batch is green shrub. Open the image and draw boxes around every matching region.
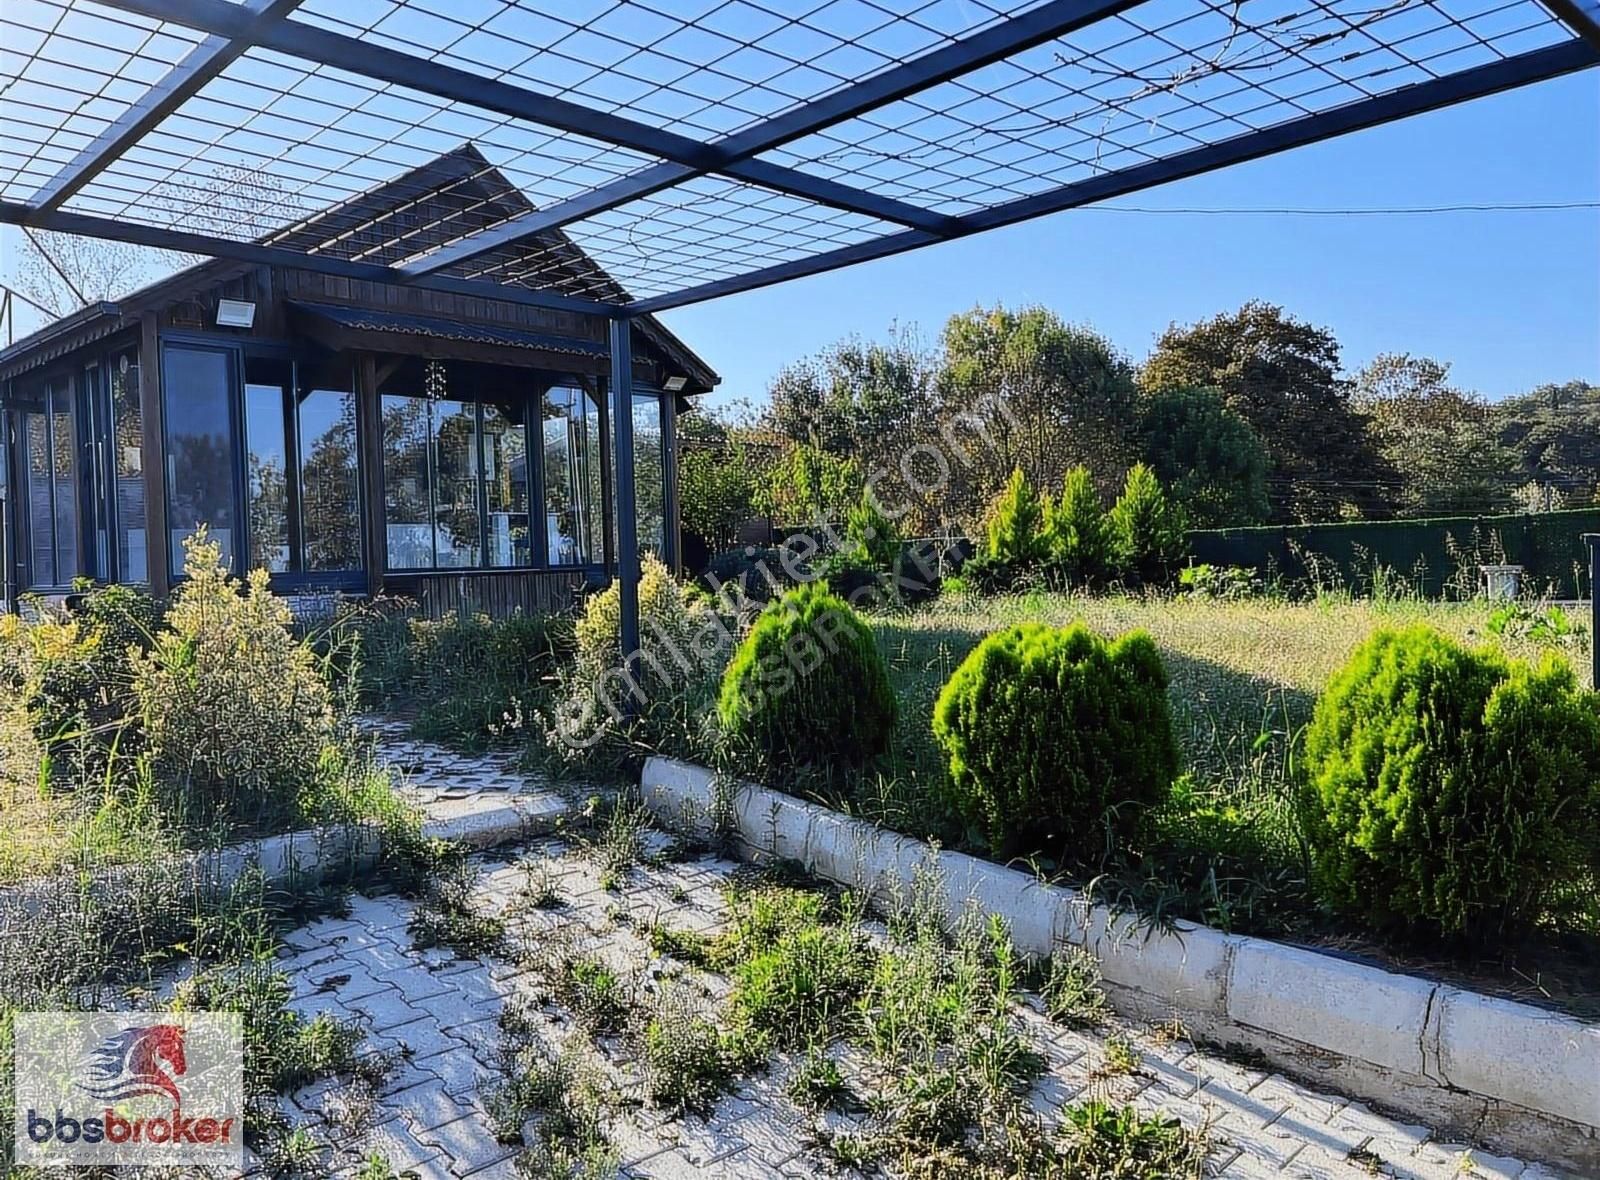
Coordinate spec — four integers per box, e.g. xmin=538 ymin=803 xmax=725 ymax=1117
xmin=727 ymin=916 xmax=871 ymax=1049
xmin=983 ymin=468 xmax=1047 ymax=565
xmin=932 ymin=622 xmax=1179 ymax=856
xmin=954 ymin=552 xmax=1029 ymax=596
xmin=1044 ymin=466 xmax=1114 ymax=589
xmin=1109 ymin=463 xmax=1186 ymax=587
xmin=548 ymin=554 xmax=728 ymax=761
xmin=1177 ymin=563 xmax=1259 ymax=600
xmin=1303 ymin=626 xmax=1600 ymax=942
xmin=845 ymin=488 xmax=903 ymax=573
xmin=820 ymin=489 xmax=907 ymax=606
xmin=0 ymin=583 xmax=160 ymax=784
xmin=132 ymin=532 xmax=334 ymax=833
xmin=718 ymin=582 xmax=897 ymax=765
xmin=407 ymin=610 xmax=569 ymax=748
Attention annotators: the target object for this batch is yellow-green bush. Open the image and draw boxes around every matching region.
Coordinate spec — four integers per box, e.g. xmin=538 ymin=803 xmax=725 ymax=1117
xmin=1303 ymin=626 xmax=1600 ymax=943
xmin=132 ymin=532 xmax=333 ymax=831
xmin=932 ymin=622 xmax=1178 ymax=857
xmin=548 ymin=555 xmax=727 ymax=758
xmin=718 ymin=583 xmax=896 ymax=766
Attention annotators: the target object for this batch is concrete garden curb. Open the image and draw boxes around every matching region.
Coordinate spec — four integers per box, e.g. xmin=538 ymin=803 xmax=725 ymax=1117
xmin=641 ymin=756 xmax=1600 ymax=1173
xmin=0 ymin=794 xmax=569 ymax=921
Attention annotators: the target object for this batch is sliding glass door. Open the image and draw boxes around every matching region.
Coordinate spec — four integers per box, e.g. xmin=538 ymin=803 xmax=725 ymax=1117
xmin=20 ymin=376 xmax=79 ymax=589
xmin=163 ymin=342 xmax=362 ymax=586
xmin=163 ymin=344 xmax=237 ymax=579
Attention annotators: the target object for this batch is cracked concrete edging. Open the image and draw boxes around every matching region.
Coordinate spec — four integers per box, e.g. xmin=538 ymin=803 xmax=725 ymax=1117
xmin=641 ymin=756 xmax=1600 ymax=1174
xmin=0 ymin=794 xmax=568 ymax=919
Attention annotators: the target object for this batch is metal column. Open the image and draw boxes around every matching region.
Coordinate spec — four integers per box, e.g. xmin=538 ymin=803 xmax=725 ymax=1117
xmin=1587 ymin=534 xmax=1600 ymax=688
xmin=610 ymin=318 xmax=641 ymax=668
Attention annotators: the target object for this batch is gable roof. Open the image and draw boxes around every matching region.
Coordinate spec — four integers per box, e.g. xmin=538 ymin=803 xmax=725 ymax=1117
xmin=1 ymin=145 xmax=715 ymax=389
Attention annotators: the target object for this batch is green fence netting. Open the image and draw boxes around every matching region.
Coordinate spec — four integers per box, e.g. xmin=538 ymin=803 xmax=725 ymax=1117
xmin=1188 ymin=509 xmax=1600 ymax=599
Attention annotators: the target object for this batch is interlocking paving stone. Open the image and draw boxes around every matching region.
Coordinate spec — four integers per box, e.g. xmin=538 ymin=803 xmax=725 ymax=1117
xmin=415 ymin=1112 xmax=519 ymax=1177
xmin=249 ymin=728 xmax=1570 ymax=1178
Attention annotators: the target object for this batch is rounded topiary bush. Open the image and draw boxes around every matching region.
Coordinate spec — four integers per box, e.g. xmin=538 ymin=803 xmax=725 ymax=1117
xmin=1303 ymin=626 xmax=1600 ymax=944
xmin=718 ymin=582 xmax=896 ymax=765
xmin=933 ymin=622 xmax=1178 ymax=857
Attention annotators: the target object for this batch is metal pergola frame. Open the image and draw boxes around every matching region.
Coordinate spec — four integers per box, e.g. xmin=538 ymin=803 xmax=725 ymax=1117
xmin=2 ymin=0 xmax=1596 ymax=656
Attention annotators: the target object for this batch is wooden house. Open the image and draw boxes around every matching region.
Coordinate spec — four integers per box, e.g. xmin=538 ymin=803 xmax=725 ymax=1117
xmin=0 ymin=146 xmax=717 ymax=616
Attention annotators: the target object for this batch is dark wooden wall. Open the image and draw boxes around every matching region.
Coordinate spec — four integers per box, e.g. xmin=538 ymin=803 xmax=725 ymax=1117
xmin=396 ymin=570 xmax=594 ymax=620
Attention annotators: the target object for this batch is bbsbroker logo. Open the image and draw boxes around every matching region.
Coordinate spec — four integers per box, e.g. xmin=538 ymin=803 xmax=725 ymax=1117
xmin=13 ymin=1012 xmax=243 ymax=1167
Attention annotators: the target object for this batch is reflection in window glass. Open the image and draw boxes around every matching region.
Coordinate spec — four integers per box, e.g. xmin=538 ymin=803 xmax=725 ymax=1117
xmin=483 ymin=402 xmax=530 ymax=568
xmin=22 ymin=379 xmax=81 ymax=588
xmin=244 ymin=366 xmax=292 ymax=573
xmin=381 ymin=394 xmax=433 ymax=570
xmin=110 ymin=353 xmax=147 ymax=583
xmin=298 ymin=384 xmax=361 ymax=572
xmin=434 ymin=400 xmax=479 ymax=568
xmin=52 ymin=384 xmax=77 ymax=583
xmin=86 ymin=365 xmax=110 ymax=576
xmin=543 ymin=386 xmax=600 ymax=566
xmin=633 ymin=392 xmax=666 ymax=561
xmin=25 ymin=411 xmax=54 ymax=585
xmin=164 ymin=347 xmax=235 ymax=577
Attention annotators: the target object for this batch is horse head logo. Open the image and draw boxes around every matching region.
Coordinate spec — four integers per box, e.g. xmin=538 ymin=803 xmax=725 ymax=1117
xmin=77 ymin=1024 xmax=188 ymax=1108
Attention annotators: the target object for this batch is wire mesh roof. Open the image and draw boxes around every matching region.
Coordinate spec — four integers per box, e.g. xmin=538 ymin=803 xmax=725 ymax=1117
xmin=2 ymin=0 xmax=1595 ymax=316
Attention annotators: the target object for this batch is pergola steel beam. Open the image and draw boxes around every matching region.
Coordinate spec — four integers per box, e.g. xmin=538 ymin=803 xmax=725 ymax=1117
xmin=81 ymin=0 xmax=957 ymax=236
xmin=31 ymin=0 xmax=307 ymax=213
xmin=626 ymin=38 xmax=1600 ymax=314
xmin=406 ymin=0 xmax=1148 ymax=278
xmin=0 ymin=202 xmax=622 ymax=318
xmin=1541 ymin=0 xmax=1600 ymax=49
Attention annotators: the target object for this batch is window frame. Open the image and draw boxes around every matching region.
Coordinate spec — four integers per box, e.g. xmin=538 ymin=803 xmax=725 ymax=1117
xmin=159 ymin=336 xmax=365 ymax=591
xmin=377 ymin=364 xmax=609 ymax=576
xmin=15 ymin=370 xmax=83 ymax=591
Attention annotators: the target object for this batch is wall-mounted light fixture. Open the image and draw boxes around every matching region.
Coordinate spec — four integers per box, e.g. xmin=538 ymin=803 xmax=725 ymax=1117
xmin=663 ymin=375 xmax=688 ymax=392
xmin=216 ymin=299 xmax=257 ymax=329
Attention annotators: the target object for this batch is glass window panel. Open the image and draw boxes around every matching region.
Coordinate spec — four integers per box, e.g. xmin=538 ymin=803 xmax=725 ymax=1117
xmin=381 ymin=394 xmax=433 ymax=570
xmin=110 ymin=352 xmax=147 ymax=583
xmin=633 ymin=392 xmax=666 ymax=562
xmin=543 ymin=385 xmax=599 ymax=566
xmin=25 ymin=411 xmax=54 ymax=586
xmin=244 ymin=362 xmax=292 ymax=574
xmin=51 ymin=382 xmax=78 ymax=584
xmin=297 ymin=379 xmax=362 ymax=573
xmin=433 ymin=400 xmax=480 ymax=569
xmin=163 ymin=346 xmax=236 ymax=577
xmin=85 ymin=365 xmax=110 ymax=578
xmin=483 ymin=401 xmax=530 ymax=568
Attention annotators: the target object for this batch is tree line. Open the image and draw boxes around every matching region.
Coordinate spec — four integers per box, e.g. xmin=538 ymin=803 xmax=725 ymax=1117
xmin=678 ymin=300 xmax=1600 ymax=552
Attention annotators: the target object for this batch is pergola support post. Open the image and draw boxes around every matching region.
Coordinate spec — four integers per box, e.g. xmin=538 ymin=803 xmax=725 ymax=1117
xmin=1586 ymin=534 xmax=1600 ymax=688
xmin=611 ymin=318 xmax=641 ymax=690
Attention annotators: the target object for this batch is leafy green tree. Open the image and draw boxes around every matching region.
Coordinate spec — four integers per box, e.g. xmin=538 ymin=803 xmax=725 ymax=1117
xmin=1140 ymin=386 xmax=1270 ymax=527
xmin=754 ymin=442 xmax=863 ymax=525
xmin=767 ymin=331 xmax=933 ymax=454
xmin=1354 ymin=354 xmax=1518 ymax=517
xmin=1494 ymin=379 xmax=1600 ymax=509
xmin=1044 ymin=466 xmax=1115 ymax=587
xmin=677 ymin=414 xmax=761 ymax=553
xmin=984 ymin=467 xmax=1048 ymax=564
xmin=1110 ymin=464 xmax=1186 ymax=586
xmin=940 ymin=305 xmax=1140 ymax=527
xmin=1142 ymin=302 xmax=1397 ymax=521
xmin=765 ymin=330 xmax=941 ymax=529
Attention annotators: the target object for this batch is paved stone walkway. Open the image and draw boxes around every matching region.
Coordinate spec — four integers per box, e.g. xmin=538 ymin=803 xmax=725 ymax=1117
xmin=356 ymin=720 xmax=576 ymax=847
xmin=263 ymin=831 xmax=1568 ymax=1179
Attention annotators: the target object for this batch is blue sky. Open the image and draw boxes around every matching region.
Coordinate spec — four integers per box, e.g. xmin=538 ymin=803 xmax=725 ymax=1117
xmin=657 ymin=67 xmax=1600 ymax=411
